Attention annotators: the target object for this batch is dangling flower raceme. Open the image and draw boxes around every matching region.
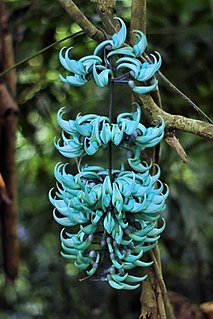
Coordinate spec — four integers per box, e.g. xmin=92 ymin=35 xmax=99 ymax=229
xmin=55 ymin=104 xmax=165 ymax=160
xmin=50 ymin=16 xmax=169 ymax=291
xmin=49 ymin=164 xmax=168 ymax=289
xmin=59 ymin=17 xmax=162 ymax=94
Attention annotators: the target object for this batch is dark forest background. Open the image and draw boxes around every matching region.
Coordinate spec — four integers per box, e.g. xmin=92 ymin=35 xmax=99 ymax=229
xmin=0 ymin=0 xmax=213 ymax=318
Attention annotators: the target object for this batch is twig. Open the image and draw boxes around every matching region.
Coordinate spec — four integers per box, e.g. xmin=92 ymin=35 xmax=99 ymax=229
xmin=143 ymin=53 xmax=213 ymax=124
xmin=158 ymin=70 xmax=213 ymax=124
xmin=165 ymin=131 xmax=189 ymax=163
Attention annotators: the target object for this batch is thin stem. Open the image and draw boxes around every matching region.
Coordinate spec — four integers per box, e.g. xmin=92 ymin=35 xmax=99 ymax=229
xmin=142 ymin=53 xmax=213 ymax=124
xmin=109 ymin=80 xmax=114 ymax=121
xmin=158 ymin=70 xmax=213 ymax=124
xmin=108 ymin=80 xmax=114 ymax=178
xmin=0 ymin=31 xmax=84 ymax=78
xmin=113 ymin=71 xmax=130 ymax=82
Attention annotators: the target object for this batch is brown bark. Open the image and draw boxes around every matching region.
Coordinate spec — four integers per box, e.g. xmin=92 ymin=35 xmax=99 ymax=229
xmin=130 ymin=0 xmax=146 ymax=40
xmin=91 ymin=0 xmax=118 ymax=35
xmin=0 ymin=1 xmax=19 ymax=281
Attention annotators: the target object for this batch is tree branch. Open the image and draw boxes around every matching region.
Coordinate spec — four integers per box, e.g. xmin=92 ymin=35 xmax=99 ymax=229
xmin=58 ymin=0 xmax=104 ymax=41
xmin=157 ymin=70 xmax=213 ymax=124
xmin=143 ymin=53 xmax=213 ymax=124
xmin=130 ymin=3 xmax=163 ymax=111
xmin=137 ymin=93 xmax=213 ymax=140
xmin=130 ymin=2 xmax=174 ymax=319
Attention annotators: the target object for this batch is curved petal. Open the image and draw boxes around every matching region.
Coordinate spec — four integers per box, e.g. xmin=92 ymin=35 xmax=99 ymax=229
xmin=64 ymin=47 xmax=85 ymax=75
xmin=80 ymin=55 xmax=103 ymax=72
xmin=59 ymin=74 xmax=87 ymax=87
xmin=104 ymin=212 xmax=116 ymax=234
xmin=111 ymin=17 xmax=127 ymax=49
xmin=57 ymin=108 xmax=77 ymax=134
xmin=132 ymin=30 xmax=147 ymax=57
xmin=93 ymin=64 xmax=112 ymax=88
xmin=111 ymin=123 xmax=124 ymax=145
xmin=94 ymin=40 xmax=113 ymax=55
xmin=107 ymin=46 xmax=135 ymax=58
xmin=131 ymin=80 xmax=158 ymax=94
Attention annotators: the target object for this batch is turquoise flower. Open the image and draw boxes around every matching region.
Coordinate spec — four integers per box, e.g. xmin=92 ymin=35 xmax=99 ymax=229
xmin=94 ymin=17 xmax=127 ymax=55
xmin=107 ymin=29 xmax=147 ymax=59
xmin=132 ymin=30 xmax=148 ymax=57
xmin=92 ymin=63 xmax=112 ymax=88
xmin=117 ymin=53 xmax=162 ymax=94
xmin=59 ymin=49 xmax=103 ymax=87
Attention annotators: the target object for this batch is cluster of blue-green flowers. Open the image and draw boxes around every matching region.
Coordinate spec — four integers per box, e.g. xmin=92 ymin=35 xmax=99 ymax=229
xmin=59 ymin=17 xmax=161 ymax=94
xmin=55 ymin=105 xmax=165 ymax=171
xmin=50 ymin=18 xmax=168 ymax=290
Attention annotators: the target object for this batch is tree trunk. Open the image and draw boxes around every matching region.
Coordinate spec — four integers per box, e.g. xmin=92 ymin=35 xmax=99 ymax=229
xmin=0 ymin=1 xmax=19 ymax=281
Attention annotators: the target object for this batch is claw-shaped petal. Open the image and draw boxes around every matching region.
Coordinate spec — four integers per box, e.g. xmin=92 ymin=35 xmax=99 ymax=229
xmin=59 ymin=47 xmax=86 ymax=75
xmin=107 ymin=46 xmax=135 ymax=58
xmin=111 ymin=17 xmax=127 ymax=49
xmin=100 ymin=122 xmax=111 ymax=144
xmin=104 ymin=212 xmax=116 ymax=234
xmin=93 ymin=64 xmax=112 ymax=88
xmin=132 ymin=30 xmax=147 ymax=57
xmin=129 ymin=80 xmax=158 ymax=94
xmin=59 ymin=74 xmax=87 ymax=87
xmin=112 ymin=183 xmax=123 ymax=213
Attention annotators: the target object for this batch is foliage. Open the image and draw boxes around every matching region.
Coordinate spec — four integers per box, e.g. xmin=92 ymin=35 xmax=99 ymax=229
xmin=0 ymin=0 xmax=213 ymax=318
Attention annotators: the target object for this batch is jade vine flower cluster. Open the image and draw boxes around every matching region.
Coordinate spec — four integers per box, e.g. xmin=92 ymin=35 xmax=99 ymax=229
xmin=55 ymin=105 xmax=165 ymax=164
xmin=50 ymin=17 xmax=168 ymax=290
xmin=59 ymin=17 xmax=161 ymax=94
xmin=49 ymin=164 xmax=168 ymax=290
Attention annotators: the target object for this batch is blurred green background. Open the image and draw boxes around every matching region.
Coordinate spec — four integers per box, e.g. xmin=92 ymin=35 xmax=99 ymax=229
xmin=0 ymin=0 xmax=213 ymax=318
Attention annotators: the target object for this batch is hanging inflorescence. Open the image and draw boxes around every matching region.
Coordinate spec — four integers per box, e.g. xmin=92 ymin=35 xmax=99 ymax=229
xmin=49 ymin=18 xmax=169 ymax=290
